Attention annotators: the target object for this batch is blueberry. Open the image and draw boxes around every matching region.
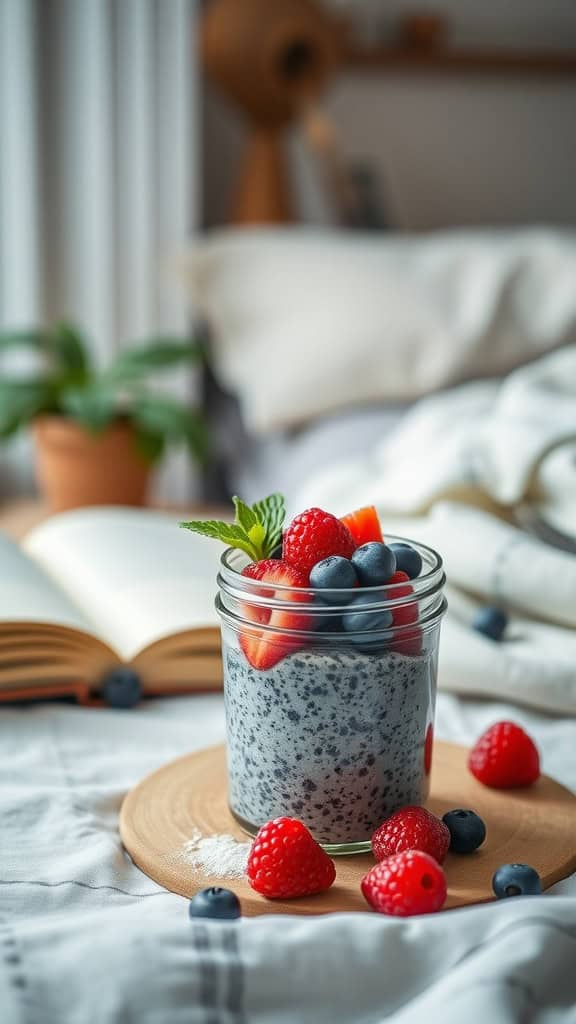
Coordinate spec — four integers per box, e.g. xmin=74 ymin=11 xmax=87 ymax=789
xmin=351 ymin=543 xmax=396 ymax=586
xmin=188 ymin=887 xmax=241 ymax=920
xmin=492 ymin=864 xmax=541 ymax=899
xmin=310 ymin=556 xmax=357 ymax=603
xmin=472 ymin=607 xmax=508 ymax=642
xmin=389 ymin=543 xmax=422 ymax=580
xmin=318 ymin=615 xmax=344 ymax=633
xmin=102 ymin=668 xmax=142 ymax=709
xmin=442 ymin=809 xmax=486 ymax=853
xmin=342 ymin=593 xmax=394 ymax=636
xmin=311 ymin=595 xmax=344 ymax=633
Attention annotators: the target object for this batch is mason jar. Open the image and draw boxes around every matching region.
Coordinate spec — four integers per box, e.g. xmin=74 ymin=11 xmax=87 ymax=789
xmin=216 ymin=536 xmax=446 ymax=854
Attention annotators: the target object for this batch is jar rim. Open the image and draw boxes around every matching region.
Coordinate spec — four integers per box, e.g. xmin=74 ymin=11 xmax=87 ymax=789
xmin=219 ymin=534 xmax=443 ymax=593
xmin=217 ymin=533 xmax=446 ymax=632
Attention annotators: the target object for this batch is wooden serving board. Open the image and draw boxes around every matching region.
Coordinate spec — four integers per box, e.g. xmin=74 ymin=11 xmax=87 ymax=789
xmin=120 ymin=741 xmax=576 ymax=916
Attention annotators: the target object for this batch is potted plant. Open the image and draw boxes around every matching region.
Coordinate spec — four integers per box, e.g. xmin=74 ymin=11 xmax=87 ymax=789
xmin=0 ymin=322 xmax=207 ymax=511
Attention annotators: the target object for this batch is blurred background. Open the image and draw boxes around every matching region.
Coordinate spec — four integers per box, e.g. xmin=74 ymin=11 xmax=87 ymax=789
xmin=1 ymin=0 xmax=575 ymax=515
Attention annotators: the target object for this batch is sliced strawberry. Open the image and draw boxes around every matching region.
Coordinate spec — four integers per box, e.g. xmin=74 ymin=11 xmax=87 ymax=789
xmin=388 ymin=570 xmax=417 ymax=626
xmin=389 ymin=570 xmax=422 ymax=655
xmin=424 ymin=723 xmax=433 ymax=776
xmin=239 ymin=560 xmax=312 ymax=669
xmin=340 ymin=505 xmax=384 ymax=546
xmin=241 ymin=561 xmax=274 ymax=624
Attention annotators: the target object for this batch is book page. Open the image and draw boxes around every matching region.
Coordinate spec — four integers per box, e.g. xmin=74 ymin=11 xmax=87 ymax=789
xmin=0 ymin=530 xmax=96 ymax=634
xmin=23 ymin=508 xmax=222 ymax=662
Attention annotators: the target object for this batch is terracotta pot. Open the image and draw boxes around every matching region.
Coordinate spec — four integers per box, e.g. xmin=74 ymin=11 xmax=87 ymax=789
xmin=33 ymin=417 xmax=152 ymax=513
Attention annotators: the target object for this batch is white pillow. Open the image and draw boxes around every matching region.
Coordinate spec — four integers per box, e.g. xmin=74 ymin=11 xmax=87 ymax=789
xmin=179 ymin=227 xmax=576 ymax=434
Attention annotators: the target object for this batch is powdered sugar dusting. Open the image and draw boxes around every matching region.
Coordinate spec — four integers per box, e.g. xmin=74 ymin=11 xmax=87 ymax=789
xmin=179 ymin=828 xmax=250 ymax=879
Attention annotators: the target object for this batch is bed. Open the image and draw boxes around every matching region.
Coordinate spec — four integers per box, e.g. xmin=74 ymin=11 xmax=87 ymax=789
xmin=3 ymin=225 xmax=576 ymax=1022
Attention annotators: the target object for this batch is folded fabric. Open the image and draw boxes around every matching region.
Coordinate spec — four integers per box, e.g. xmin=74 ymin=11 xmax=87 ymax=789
xmin=292 ymin=345 xmax=576 ymax=523
xmin=439 ymin=585 xmax=576 ymax=715
xmin=375 ymin=508 xmax=576 ymax=715
xmin=177 ymin=226 xmax=576 ymax=433
xmin=427 ymin=503 xmax=576 ymax=629
xmin=290 ymin=347 xmax=576 ymax=714
xmin=3 ymin=895 xmax=576 ymax=1023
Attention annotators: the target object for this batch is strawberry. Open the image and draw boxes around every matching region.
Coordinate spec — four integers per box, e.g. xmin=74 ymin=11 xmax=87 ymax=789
xmin=388 ymin=570 xmax=422 ymax=655
xmin=247 ymin=817 xmax=336 ymax=899
xmin=283 ymin=508 xmax=356 ymax=575
xmin=371 ymin=805 xmax=450 ymax=864
xmin=240 ymin=561 xmax=274 ymax=624
xmin=340 ymin=505 xmax=384 ymax=546
xmin=388 ymin=570 xmax=418 ymax=626
xmin=424 ymin=723 xmax=433 ymax=776
xmin=361 ymin=850 xmax=447 ymax=916
xmin=239 ymin=559 xmax=311 ymax=670
xmin=468 ymin=721 xmax=540 ymax=789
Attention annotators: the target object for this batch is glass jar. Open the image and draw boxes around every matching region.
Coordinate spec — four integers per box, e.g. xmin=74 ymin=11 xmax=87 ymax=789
xmin=216 ymin=536 xmax=446 ymax=854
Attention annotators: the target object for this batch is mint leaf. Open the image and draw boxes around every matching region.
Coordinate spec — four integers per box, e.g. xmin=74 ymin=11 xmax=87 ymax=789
xmin=180 ymin=492 xmax=287 ymax=561
xmin=179 ymin=519 xmax=260 ymax=559
xmin=232 ymin=496 xmax=259 ymax=534
xmin=253 ymin=492 xmax=285 ymax=554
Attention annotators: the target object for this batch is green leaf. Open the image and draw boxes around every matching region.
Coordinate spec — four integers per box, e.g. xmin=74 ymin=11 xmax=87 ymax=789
xmin=252 ymin=492 xmax=286 ymax=553
xmin=232 ymin=496 xmax=259 ymax=533
xmin=0 ymin=379 xmax=54 ymax=437
xmin=247 ymin=522 xmax=266 ymax=549
xmin=106 ymin=339 xmax=202 ymax=383
xmin=134 ymin=426 xmax=165 ymax=464
xmin=50 ymin=322 xmax=90 ymax=378
xmin=179 ymin=491 xmax=287 ymax=561
xmin=179 ymin=519 xmax=260 ymax=559
xmin=60 ymin=386 xmax=118 ymax=433
xmin=131 ymin=395 xmax=208 ymax=465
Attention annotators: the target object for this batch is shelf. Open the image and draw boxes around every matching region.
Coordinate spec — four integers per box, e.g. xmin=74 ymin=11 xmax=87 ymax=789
xmin=343 ymin=46 xmax=576 ymax=77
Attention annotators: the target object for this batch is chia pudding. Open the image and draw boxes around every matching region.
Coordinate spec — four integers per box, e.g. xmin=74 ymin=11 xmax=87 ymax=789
xmin=223 ymin=644 xmax=435 ymax=846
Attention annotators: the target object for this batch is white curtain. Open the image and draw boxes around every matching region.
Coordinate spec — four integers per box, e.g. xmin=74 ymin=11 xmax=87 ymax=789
xmin=0 ymin=0 xmax=200 ymax=502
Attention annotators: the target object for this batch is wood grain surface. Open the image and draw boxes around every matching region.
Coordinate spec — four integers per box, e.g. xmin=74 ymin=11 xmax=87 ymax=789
xmin=120 ymin=741 xmax=576 ymax=916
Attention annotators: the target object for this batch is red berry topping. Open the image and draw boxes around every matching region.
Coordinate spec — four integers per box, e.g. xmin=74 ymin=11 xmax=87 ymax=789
xmin=371 ymin=805 xmax=450 ymax=864
xmin=468 ymin=721 xmax=540 ymax=789
xmin=361 ymin=850 xmax=447 ymax=916
xmin=388 ymin=570 xmax=422 ymax=655
xmin=340 ymin=505 xmax=384 ymax=546
xmin=424 ymin=723 xmax=433 ymax=776
xmin=283 ymin=508 xmax=356 ymax=574
xmin=388 ymin=571 xmax=418 ymax=626
xmin=247 ymin=817 xmax=336 ymax=899
xmin=239 ymin=559 xmax=311 ymax=670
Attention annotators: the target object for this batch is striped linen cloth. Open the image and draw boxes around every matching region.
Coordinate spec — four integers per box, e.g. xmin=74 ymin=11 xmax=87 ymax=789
xmin=1 ymin=693 xmax=575 ymax=1023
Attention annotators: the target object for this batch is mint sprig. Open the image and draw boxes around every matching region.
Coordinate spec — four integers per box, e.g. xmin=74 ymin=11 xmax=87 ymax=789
xmin=180 ymin=492 xmax=286 ymax=561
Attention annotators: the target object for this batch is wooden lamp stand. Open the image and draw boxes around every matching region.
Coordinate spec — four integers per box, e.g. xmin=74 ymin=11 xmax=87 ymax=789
xmin=202 ymin=0 xmax=339 ymax=224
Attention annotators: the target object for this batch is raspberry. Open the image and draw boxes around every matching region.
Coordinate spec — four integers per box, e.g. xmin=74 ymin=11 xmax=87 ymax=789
xmin=246 ymin=817 xmax=336 ymax=899
xmin=361 ymin=850 xmax=447 ymax=916
xmin=371 ymin=805 xmax=450 ymax=864
xmin=468 ymin=721 xmax=540 ymax=788
xmin=283 ymin=508 xmax=356 ymax=575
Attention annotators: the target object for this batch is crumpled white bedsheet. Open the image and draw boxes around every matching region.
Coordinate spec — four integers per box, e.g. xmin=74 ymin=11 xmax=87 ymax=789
xmin=291 ymin=345 xmax=576 ymax=715
xmin=1 ymin=693 xmax=575 ymax=1023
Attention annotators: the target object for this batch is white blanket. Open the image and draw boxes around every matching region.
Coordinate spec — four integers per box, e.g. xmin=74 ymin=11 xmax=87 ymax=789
xmin=292 ymin=346 xmax=576 ymax=715
xmin=1 ymin=694 xmax=575 ymax=1023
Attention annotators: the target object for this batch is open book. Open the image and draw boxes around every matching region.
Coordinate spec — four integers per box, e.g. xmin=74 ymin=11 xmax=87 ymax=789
xmin=0 ymin=507 xmax=222 ymax=704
